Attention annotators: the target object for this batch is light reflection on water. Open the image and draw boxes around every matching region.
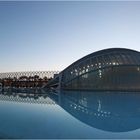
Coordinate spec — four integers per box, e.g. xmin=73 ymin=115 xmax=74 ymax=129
xmin=0 ymin=89 xmax=140 ymax=138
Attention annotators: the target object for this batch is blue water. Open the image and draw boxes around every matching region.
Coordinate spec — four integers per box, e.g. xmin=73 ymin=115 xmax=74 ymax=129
xmin=0 ymin=89 xmax=140 ymax=138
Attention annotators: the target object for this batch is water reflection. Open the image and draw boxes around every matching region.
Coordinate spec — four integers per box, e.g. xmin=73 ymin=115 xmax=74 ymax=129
xmin=0 ymin=89 xmax=140 ymax=135
xmin=57 ymin=90 xmax=140 ymax=132
xmin=0 ymin=88 xmax=55 ymax=105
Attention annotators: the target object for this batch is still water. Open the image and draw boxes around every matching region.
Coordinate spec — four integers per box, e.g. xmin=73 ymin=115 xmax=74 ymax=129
xmin=0 ymin=89 xmax=140 ymax=139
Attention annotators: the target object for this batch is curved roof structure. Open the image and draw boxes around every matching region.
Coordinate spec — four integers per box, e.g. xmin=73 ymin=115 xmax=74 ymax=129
xmin=63 ymin=48 xmax=140 ymax=72
xmin=63 ymin=48 xmax=140 ymax=75
xmin=61 ymin=48 xmax=140 ymax=90
xmin=46 ymin=48 xmax=140 ymax=91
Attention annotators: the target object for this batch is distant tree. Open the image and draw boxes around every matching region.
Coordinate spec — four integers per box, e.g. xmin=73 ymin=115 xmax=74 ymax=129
xmin=43 ymin=76 xmax=48 ymax=81
xmin=34 ymin=75 xmax=39 ymax=81
xmin=19 ymin=76 xmax=28 ymax=81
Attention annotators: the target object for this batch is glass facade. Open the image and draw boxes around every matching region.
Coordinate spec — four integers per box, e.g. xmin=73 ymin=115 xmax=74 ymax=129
xmin=61 ymin=48 xmax=140 ymax=91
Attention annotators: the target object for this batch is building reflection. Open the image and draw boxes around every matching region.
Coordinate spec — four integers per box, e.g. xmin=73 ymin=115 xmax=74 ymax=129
xmin=58 ymin=90 xmax=140 ymax=132
xmin=0 ymin=89 xmax=140 ymax=132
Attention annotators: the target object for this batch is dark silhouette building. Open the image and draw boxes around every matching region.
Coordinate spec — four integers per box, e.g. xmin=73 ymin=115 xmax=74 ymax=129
xmin=48 ymin=48 xmax=140 ymax=91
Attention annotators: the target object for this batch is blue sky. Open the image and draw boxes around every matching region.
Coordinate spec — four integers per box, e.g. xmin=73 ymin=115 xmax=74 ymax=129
xmin=1 ymin=1 xmax=140 ymax=72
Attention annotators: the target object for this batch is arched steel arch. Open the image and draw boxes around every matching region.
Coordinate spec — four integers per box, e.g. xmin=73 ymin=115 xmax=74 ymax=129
xmin=47 ymin=48 xmax=140 ymax=91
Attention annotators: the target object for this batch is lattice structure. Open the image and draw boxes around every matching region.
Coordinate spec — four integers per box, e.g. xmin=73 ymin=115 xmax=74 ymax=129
xmin=0 ymin=71 xmax=59 ymax=79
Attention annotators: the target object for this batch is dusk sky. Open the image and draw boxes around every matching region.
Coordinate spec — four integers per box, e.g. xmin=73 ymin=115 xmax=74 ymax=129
xmin=1 ymin=1 xmax=140 ymax=72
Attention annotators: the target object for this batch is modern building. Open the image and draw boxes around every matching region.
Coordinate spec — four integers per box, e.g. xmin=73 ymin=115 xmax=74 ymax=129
xmin=47 ymin=48 xmax=140 ymax=91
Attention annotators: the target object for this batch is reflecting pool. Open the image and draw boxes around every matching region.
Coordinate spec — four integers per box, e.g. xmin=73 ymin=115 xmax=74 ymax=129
xmin=0 ymin=89 xmax=140 ymax=138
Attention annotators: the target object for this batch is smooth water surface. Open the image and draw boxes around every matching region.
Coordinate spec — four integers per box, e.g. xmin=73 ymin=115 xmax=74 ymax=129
xmin=0 ymin=89 xmax=140 ymax=138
